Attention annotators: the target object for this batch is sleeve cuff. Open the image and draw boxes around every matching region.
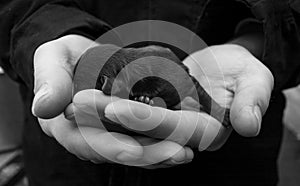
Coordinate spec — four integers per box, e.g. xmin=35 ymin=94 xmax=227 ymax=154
xmin=10 ymin=4 xmax=111 ymax=88
xmin=234 ymin=18 xmax=263 ymax=37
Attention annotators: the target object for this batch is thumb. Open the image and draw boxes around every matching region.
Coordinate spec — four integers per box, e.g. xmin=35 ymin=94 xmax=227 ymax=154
xmin=230 ymin=67 xmax=273 ymax=137
xmin=32 ymin=35 xmax=96 ymax=119
xmin=32 ymin=42 xmax=74 ymax=119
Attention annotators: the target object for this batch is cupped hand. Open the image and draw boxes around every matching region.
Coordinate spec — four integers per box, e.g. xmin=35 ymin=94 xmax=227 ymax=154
xmin=184 ymin=44 xmax=273 ymax=137
xmin=32 ymin=35 xmax=193 ymax=168
xmin=68 ymin=44 xmax=274 ymax=151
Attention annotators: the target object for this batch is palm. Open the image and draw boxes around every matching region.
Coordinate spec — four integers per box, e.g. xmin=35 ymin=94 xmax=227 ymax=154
xmin=184 ymin=45 xmax=247 ymax=108
xmin=183 ymin=44 xmax=273 ymax=136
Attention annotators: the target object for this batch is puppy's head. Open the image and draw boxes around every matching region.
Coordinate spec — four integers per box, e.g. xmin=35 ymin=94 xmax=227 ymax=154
xmin=96 ymin=45 xmax=192 ymax=108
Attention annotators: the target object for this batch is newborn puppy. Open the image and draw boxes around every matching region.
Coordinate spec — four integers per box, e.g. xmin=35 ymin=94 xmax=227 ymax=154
xmin=77 ymin=44 xmax=230 ymax=128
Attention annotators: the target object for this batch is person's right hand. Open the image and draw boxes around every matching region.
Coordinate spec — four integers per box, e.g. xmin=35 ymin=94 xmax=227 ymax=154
xmin=32 ymin=35 xmax=193 ymax=168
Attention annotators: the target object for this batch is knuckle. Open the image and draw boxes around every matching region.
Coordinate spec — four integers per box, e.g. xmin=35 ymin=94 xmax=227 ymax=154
xmin=34 ymin=40 xmax=64 ymax=64
xmin=34 ymin=41 xmax=55 ymax=57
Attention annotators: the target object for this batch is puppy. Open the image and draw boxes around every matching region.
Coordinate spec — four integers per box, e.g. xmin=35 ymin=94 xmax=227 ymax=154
xmin=77 ymin=44 xmax=230 ymax=128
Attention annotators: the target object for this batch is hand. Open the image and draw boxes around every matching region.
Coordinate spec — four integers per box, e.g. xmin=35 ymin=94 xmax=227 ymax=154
xmin=32 ymin=35 xmax=193 ymax=168
xmin=32 ymin=34 xmax=97 ymax=118
xmin=184 ymin=44 xmax=273 ymax=137
xmin=71 ymin=44 xmax=273 ymax=151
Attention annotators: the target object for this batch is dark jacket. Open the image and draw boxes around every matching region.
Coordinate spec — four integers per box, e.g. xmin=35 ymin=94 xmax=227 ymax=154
xmin=0 ymin=0 xmax=298 ymax=185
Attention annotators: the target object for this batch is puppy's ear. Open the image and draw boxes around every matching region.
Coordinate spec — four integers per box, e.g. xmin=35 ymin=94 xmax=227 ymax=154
xmin=101 ymin=76 xmax=113 ymax=95
xmin=101 ymin=76 xmax=128 ymax=97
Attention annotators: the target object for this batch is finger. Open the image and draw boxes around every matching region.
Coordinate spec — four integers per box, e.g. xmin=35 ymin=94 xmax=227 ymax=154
xmin=68 ymin=90 xmax=230 ymax=150
xmin=64 ymin=89 xmax=122 ymax=128
xmin=126 ymin=137 xmax=194 ymax=167
xmin=230 ymin=63 xmax=273 ymax=137
xmin=32 ymin=35 xmax=96 ymax=119
xmin=64 ymin=91 xmax=195 ymax=166
xmin=38 ymin=114 xmax=143 ymax=163
xmin=155 ymin=146 xmax=194 ymax=168
xmin=104 ymin=99 xmax=230 ymax=150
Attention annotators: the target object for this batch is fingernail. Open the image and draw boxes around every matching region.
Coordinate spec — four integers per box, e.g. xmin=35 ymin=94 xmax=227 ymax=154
xmin=163 ymin=158 xmax=192 ymax=166
xmin=65 ymin=105 xmax=75 ymax=121
xmin=77 ymin=156 xmax=88 ymax=161
xmin=65 ymin=112 xmax=75 ymax=121
xmin=181 ymin=158 xmax=193 ymax=164
xmin=253 ymin=105 xmax=262 ymax=136
xmin=132 ymin=104 xmax=152 ymax=120
xmin=198 ymin=145 xmax=206 ymax=152
xmin=169 ymin=159 xmax=186 ymax=165
xmin=32 ymin=84 xmax=49 ymax=116
xmin=185 ymin=159 xmax=193 ymax=164
xmin=116 ymin=151 xmax=140 ymax=162
xmin=90 ymin=160 xmax=99 ymax=164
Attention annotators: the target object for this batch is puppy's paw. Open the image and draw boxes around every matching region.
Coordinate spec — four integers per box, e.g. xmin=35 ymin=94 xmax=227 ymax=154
xmin=133 ymin=96 xmax=154 ymax=105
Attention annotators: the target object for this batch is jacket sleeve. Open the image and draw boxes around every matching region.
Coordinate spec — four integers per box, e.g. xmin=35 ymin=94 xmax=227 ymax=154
xmin=0 ymin=0 xmax=111 ymax=89
xmin=239 ymin=0 xmax=300 ymax=94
